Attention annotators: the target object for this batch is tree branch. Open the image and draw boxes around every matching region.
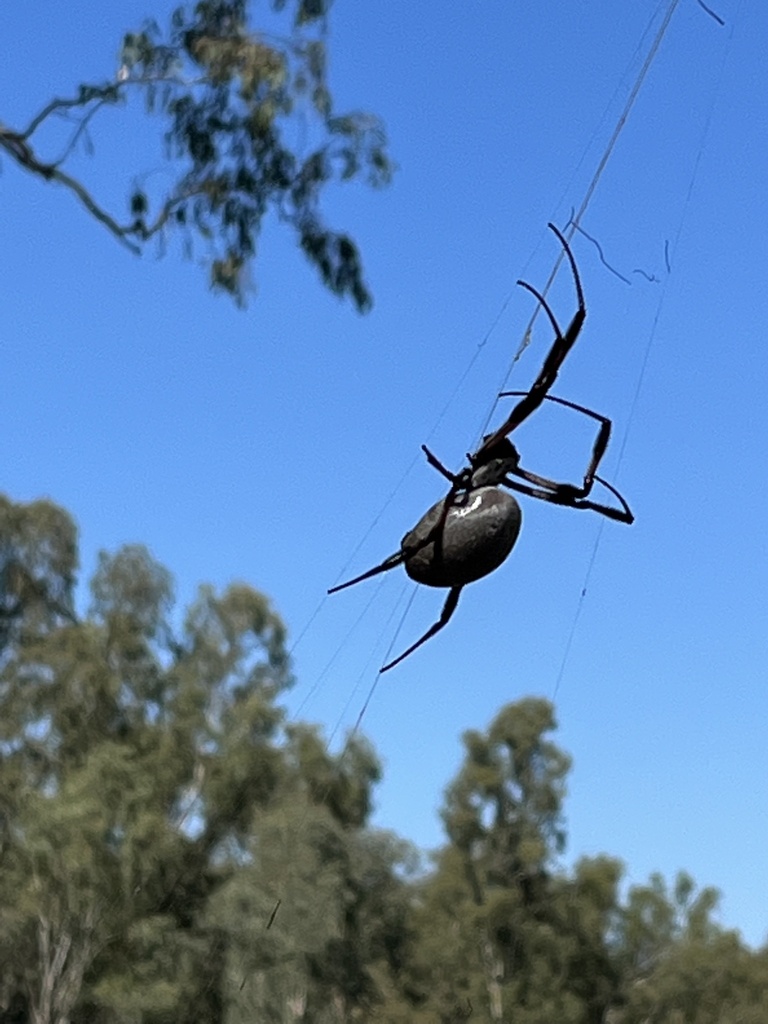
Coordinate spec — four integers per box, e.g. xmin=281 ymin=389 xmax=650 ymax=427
xmin=0 ymin=124 xmax=142 ymax=254
xmin=53 ymin=98 xmax=110 ymax=166
xmin=0 ymin=2 xmax=390 ymax=311
xmin=19 ymin=76 xmax=204 ymax=140
xmin=50 ymin=167 xmax=144 ymax=254
xmin=21 ymin=85 xmax=121 ymax=139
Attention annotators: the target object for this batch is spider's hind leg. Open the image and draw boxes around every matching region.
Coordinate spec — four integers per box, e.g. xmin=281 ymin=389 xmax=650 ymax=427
xmin=328 ymin=551 xmax=405 ymax=594
xmin=380 ymin=585 xmax=462 ymax=672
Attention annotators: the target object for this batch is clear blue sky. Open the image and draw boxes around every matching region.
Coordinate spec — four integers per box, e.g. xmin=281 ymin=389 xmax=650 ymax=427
xmin=3 ymin=0 xmax=767 ymax=943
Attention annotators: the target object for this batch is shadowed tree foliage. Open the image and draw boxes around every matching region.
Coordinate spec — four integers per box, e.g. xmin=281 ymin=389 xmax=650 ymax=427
xmin=377 ymin=699 xmax=624 ymax=1024
xmin=0 ymin=522 xmax=294 ymax=1023
xmin=0 ymin=496 xmax=283 ymax=1022
xmin=2 ymin=495 xmax=768 ymax=1023
xmin=372 ymin=701 xmax=768 ymax=1024
xmin=210 ymin=724 xmax=417 ymax=1022
xmin=0 ymin=494 xmax=413 ymax=1024
xmin=0 ymin=0 xmax=392 ymax=309
xmin=610 ymin=871 xmax=768 ymax=1024
xmin=0 ymin=496 xmax=78 ymax=652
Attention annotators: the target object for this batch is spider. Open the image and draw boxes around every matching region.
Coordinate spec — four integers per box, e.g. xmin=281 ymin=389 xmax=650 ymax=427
xmin=329 ymin=223 xmax=634 ymax=672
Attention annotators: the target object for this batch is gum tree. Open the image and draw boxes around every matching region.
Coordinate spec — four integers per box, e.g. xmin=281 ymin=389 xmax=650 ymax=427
xmin=0 ymin=1 xmax=391 ymax=309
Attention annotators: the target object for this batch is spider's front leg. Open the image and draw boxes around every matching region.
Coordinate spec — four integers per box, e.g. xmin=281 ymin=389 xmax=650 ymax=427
xmin=477 ymin=222 xmax=586 ymax=457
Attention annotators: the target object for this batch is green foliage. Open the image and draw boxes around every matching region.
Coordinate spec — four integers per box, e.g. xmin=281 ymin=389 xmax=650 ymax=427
xmin=0 ymin=497 xmax=290 ymax=1020
xmin=1 ymin=494 xmax=767 ymax=1022
xmin=442 ymin=698 xmax=570 ymax=888
xmin=391 ymin=699 xmax=619 ymax=1024
xmin=609 ymin=871 xmax=768 ymax=1024
xmin=0 ymin=0 xmax=392 ymax=310
xmin=0 ymin=495 xmax=77 ymax=650
xmin=0 ymin=493 xmax=416 ymax=1022
xmin=377 ymin=701 xmax=768 ymax=1024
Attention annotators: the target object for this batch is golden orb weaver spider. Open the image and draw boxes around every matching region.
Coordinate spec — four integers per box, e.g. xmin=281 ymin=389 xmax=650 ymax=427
xmin=330 ymin=224 xmax=633 ymax=671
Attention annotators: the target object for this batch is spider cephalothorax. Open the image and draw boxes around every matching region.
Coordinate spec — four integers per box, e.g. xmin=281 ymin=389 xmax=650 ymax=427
xmin=330 ymin=224 xmax=633 ymax=671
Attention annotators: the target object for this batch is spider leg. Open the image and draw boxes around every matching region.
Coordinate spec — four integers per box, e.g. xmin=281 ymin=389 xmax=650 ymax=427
xmin=329 ymin=447 xmax=467 ymax=598
xmin=517 ymin=279 xmax=565 ymax=340
xmin=476 ymin=223 xmax=585 ymax=458
xmin=420 ymin=445 xmax=478 ymax=567
xmin=499 ymin=391 xmax=612 ymax=497
xmin=328 ymin=551 xmax=405 ymax=594
xmin=591 ymin=475 xmax=634 ymax=523
xmin=380 ymin=585 xmax=462 ymax=672
xmin=421 ymin=444 xmax=459 ymax=484
xmin=503 ymin=476 xmax=633 ymax=524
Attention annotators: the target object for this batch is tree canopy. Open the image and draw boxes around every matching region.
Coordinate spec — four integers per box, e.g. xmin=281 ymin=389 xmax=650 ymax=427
xmin=1 ymin=492 xmax=766 ymax=1023
xmin=0 ymin=0 xmax=392 ymax=309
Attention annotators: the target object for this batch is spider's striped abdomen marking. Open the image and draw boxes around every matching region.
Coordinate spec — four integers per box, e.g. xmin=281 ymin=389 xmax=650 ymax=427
xmin=403 ymin=487 xmax=522 ymax=588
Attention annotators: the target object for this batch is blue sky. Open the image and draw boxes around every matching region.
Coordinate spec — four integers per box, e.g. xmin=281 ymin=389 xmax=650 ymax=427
xmin=3 ymin=0 xmax=767 ymax=943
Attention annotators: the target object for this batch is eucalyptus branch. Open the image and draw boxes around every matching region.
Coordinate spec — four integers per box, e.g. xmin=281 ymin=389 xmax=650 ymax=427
xmin=22 ymin=85 xmax=121 ymax=139
xmin=21 ymin=75 xmax=206 ymax=141
xmin=131 ymin=185 xmax=208 ymax=241
xmin=0 ymin=1 xmax=390 ymax=310
xmin=1 ymin=120 xmax=200 ymax=254
xmin=49 ymin=165 xmax=143 ymax=253
xmin=53 ymin=98 xmax=110 ymax=166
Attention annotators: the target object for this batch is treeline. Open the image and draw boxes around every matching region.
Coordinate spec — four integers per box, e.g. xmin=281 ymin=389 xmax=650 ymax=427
xmin=0 ymin=494 xmax=766 ymax=1024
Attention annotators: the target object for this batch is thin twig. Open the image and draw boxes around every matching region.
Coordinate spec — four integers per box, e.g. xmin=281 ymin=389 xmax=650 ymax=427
xmin=131 ymin=186 xmax=207 ymax=241
xmin=53 ymin=99 xmax=110 ymax=166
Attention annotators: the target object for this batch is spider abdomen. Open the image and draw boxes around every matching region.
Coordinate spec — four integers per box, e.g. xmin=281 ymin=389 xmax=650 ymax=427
xmin=402 ymin=486 xmax=522 ymax=588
